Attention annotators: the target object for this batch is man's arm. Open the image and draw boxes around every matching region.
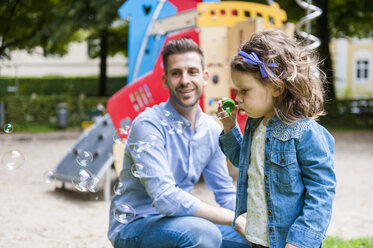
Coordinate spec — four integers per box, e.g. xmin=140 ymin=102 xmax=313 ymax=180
xmin=194 ymin=202 xmax=246 ymax=239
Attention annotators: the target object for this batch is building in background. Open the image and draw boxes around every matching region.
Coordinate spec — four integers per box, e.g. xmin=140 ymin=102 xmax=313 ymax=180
xmin=331 ymin=37 xmax=373 ymax=99
xmin=0 ymin=41 xmax=127 ymax=78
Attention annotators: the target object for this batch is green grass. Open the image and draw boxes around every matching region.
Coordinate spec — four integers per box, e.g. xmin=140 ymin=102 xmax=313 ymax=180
xmin=323 ymin=236 xmax=373 ymax=248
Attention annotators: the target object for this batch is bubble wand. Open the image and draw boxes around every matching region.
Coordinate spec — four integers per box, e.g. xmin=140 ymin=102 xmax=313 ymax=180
xmin=222 ymin=99 xmax=236 ymax=117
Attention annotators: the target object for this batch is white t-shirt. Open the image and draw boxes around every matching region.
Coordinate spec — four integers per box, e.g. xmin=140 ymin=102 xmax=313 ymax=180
xmin=245 ymin=122 xmax=269 ymax=246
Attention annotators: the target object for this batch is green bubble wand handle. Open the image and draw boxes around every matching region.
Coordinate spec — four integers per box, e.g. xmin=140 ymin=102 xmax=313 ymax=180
xmin=222 ymin=99 xmax=236 ymax=117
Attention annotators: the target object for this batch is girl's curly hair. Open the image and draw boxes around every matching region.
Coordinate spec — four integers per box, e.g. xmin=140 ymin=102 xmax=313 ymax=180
xmin=231 ymin=29 xmax=326 ymax=124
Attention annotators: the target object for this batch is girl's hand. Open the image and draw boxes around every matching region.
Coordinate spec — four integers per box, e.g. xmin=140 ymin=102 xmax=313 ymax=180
xmin=216 ymin=98 xmax=239 ymax=133
xmin=285 ymin=243 xmax=300 ymax=248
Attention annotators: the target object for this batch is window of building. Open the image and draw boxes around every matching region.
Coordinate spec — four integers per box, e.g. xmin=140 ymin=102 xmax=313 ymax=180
xmin=355 ymin=59 xmax=370 ymax=81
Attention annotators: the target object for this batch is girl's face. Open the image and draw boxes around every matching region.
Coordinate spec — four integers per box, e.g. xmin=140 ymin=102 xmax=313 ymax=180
xmin=231 ymin=70 xmax=279 ymax=122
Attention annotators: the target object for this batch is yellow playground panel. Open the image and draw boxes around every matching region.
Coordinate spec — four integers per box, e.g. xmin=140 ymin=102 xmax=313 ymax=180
xmin=197 ymin=1 xmax=287 ymax=28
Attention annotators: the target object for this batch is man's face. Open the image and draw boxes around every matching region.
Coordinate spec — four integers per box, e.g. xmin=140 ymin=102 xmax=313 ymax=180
xmin=162 ymin=51 xmax=209 ymax=110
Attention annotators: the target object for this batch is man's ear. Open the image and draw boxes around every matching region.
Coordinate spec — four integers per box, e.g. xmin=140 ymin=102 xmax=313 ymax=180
xmin=162 ymin=73 xmax=169 ymax=89
xmin=203 ymin=71 xmax=209 ymax=86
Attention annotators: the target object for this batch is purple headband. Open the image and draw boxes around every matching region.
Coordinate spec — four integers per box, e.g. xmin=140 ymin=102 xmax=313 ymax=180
xmin=238 ymin=51 xmax=278 ymax=78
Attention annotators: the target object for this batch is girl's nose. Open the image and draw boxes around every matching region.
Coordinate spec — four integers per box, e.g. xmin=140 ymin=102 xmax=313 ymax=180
xmin=235 ymin=95 xmax=241 ymax=103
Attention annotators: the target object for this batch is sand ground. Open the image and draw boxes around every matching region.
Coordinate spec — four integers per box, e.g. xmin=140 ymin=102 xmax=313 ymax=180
xmin=0 ymin=130 xmax=372 ymax=247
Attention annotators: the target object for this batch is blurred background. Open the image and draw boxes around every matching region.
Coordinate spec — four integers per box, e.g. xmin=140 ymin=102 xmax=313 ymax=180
xmin=0 ymin=0 xmax=372 ymax=247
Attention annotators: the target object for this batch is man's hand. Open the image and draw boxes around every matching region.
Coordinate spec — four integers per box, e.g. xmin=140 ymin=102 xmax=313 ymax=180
xmin=233 ymin=214 xmax=249 ymax=243
xmin=285 ymin=243 xmax=300 ymax=248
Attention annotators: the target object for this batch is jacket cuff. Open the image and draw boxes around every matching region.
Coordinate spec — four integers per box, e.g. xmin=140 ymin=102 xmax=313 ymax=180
xmin=218 ymin=125 xmax=241 ymax=151
xmin=286 ymin=224 xmax=325 ymax=248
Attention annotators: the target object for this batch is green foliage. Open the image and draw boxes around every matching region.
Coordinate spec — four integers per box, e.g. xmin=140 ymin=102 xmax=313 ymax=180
xmin=0 ymin=0 xmax=81 ymax=58
xmin=319 ymin=99 xmax=373 ymax=130
xmin=0 ymin=76 xmax=126 ymax=97
xmin=323 ymin=236 xmax=373 ymax=248
xmin=3 ymin=95 xmax=109 ymax=129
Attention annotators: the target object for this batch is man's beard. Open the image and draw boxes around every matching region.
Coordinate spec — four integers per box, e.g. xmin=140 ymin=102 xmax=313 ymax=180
xmin=169 ymin=88 xmax=201 ymax=108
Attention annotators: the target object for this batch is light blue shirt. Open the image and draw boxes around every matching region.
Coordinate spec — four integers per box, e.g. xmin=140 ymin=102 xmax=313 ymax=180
xmin=108 ymin=100 xmax=236 ymax=242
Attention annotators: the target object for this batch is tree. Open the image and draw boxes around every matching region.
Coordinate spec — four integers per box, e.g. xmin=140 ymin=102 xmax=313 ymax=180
xmin=0 ymin=0 xmax=79 ymax=59
xmin=50 ymin=0 xmax=128 ymax=96
xmin=1 ymin=0 xmax=128 ymax=97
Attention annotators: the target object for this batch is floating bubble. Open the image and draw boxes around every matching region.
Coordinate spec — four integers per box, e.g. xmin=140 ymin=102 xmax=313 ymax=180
xmin=128 ymin=141 xmax=147 ymax=158
xmin=131 ymin=163 xmax=146 ymax=178
xmin=167 ymin=127 xmax=176 ymax=134
xmin=76 ymin=151 xmax=93 ymax=167
xmin=71 ymin=169 xmax=93 ymax=192
xmin=4 ymin=123 xmax=14 ymax=134
xmin=43 ymin=170 xmax=56 ymax=184
xmin=173 ymin=120 xmax=185 ymax=134
xmin=113 ymin=181 xmax=126 ymax=195
xmin=163 ymin=110 xmax=172 ymax=118
xmin=113 ymin=203 xmax=136 ymax=224
xmin=144 ymin=134 xmax=158 ymax=147
xmin=1 ymin=150 xmax=25 ymax=170
xmin=160 ymin=119 xmax=169 ymax=126
xmin=87 ymin=177 xmax=100 ymax=192
xmin=113 ymin=126 xmax=130 ymax=144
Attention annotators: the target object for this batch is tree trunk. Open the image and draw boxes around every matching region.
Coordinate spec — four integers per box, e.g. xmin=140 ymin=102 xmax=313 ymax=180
xmin=314 ymin=0 xmax=336 ymax=100
xmin=99 ymin=29 xmax=108 ymax=97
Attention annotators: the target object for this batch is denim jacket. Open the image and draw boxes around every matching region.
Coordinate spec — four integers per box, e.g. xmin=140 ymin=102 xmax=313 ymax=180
xmin=219 ymin=115 xmax=336 ymax=248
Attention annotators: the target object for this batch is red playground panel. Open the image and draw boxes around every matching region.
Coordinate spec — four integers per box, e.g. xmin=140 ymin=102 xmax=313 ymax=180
xmin=107 ymin=29 xmax=200 ymax=132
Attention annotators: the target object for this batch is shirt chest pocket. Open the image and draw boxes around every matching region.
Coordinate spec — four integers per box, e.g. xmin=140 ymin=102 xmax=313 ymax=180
xmin=270 ymin=151 xmax=299 ymax=186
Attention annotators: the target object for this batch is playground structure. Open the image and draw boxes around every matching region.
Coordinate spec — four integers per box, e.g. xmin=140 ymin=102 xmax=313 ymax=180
xmin=107 ymin=0 xmax=294 ymax=134
xmin=54 ymin=0 xmax=324 ymax=201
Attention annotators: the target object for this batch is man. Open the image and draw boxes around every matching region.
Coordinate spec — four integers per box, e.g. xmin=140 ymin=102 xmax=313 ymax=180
xmin=108 ymin=38 xmax=249 ymax=247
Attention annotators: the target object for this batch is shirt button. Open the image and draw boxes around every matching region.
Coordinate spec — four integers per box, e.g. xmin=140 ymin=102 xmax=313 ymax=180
xmin=264 ymin=174 xmax=269 ymax=179
xmin=266 ymin=138 xmax=270 ymax=143
xmin=268 ymin=210 xmax=272 ymax=215
xmin=280 ymin=158 xmax=285 ymax=163
xmin=266 ymin=192 xmax=270 ymax=197
xmin=268 ymin=120 xmax=274 ymax=126
xmin=265 ymin=156 xmax=269 ymax=161
xmin=269 ymin=227 xmax=274 ymax=232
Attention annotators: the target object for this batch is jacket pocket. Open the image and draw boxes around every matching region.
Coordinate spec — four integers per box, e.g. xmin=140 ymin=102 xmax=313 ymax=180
xmin=270 ymin=151 xmax=298 ymax=186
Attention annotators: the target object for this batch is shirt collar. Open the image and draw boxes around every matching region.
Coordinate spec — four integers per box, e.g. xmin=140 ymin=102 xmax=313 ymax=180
xmin=164 ymin=99 xmax=203 ymax=128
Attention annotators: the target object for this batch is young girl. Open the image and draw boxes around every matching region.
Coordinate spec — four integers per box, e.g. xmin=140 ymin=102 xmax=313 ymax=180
xmin=217 ymin=29 xmax=336 ymax=248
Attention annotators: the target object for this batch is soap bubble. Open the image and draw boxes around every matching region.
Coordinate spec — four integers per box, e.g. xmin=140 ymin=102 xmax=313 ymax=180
xmin=4 ymin=123 xmax=14 ymax=133
xmin=113 ymin=181 xmax=126 ymax=195
xmin=76 ymin=151 xmax=93 ymax=167
xmin=87 ymin=177 xmax=100 ymax=193
xmin=43 ymin=170 xmax=56 ymax=184
xmin=113 ymin=126 xmax=130 ymax=144
xmin=131 ymin=163 xmax=146 ymax=178
xmin=1 ymin=150 xmax=25 ymax=170
xmin=113 ymin=203 xmax=136 ymax=224
xmin=128 ymin=141 xmax=147 ymax=158
xmin=173 ymin=120 xmax=185 ymax=134
xmin=163 ymin=110 xmax=173 ymax=118
xmin=71 ymin=169 xmax=93 ymax=192
xmin=144 ymin=134 xmax=158 ymax=147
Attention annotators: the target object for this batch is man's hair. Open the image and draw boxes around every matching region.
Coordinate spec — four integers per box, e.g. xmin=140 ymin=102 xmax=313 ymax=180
xmin=161 ymin=38 xmax=205 ymax=73
xmin=231 ymin=29 xmax=326 ymax=124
